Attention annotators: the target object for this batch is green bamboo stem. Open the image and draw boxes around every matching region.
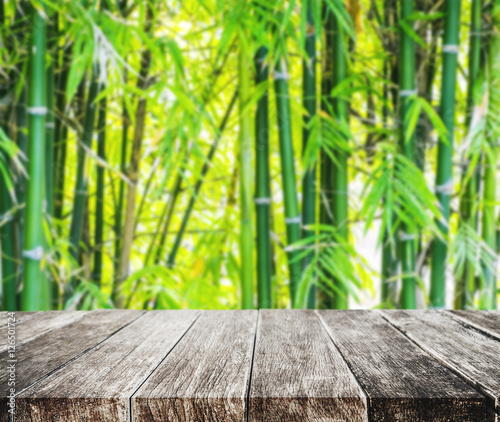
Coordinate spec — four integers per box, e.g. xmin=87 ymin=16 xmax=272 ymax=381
xmin=255 ymin=42 xmax=272 ymax=309
xmin=93 ymin=97 xmax=106 ymax=285
xmin=458 ymin=0 xmax=482 ymax=310
xmin=21 ymin=7 xmax=49 ymax=311
xmin=45 ymin=15 xmax=56 ymax=218
xmin=167 ymin=91 xmax=237 ymax=269
xmin=68 ymin=74 xmax=98 ymax=277
xmin=115 ymin=4 xmax=154 ymax=307
xmin=54 ymin=40 xmax=71 ymax=223
xmin=480 ymin=0 xmax=500 ymax=310
xmin=113 ymin=0 xmax=128 ymax=277
xmin=301 ymin=0 xmax=317 ymax=309
xmin=399 ymin=0 xmax=418 ymax=310
xmin=381 ymin=0 xmax=399 ymax=308
xmin=430 ymin=0 xmax=462 ymax=309
xmin=331 ymin=6 xmax=349 ymax=310
xmin=1 ymin=169 xmax=17 ymax=310
xmin=274 ymin=46 xmax=301 ymax=308
xmin=114 ymin=91 xmax=128 ymax=276
xmin=239 ymin=46 xmax=254 ymax=310
xmin=318 ymin=6 xmax=335 ymax=310
xmin=0 ymin=1 xmax=17 ymax=310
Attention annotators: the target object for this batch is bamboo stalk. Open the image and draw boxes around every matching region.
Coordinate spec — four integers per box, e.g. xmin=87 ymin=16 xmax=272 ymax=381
xmin=115 ymin=4 xmax=154 ymax=307
xmin=239 ymin=46 xmax=254 ymax=310
xmin=274 ymin=43 xmax=301 ymax=308
xmin=331 ymin=3 xmax=349 ymax=310
xmin=398 ymin=0 xmax=418 ymax=310
xmin=167 ymin=91 xmax=238 ymax=268
xmin=429 ymin=0 xmax=462 ymax=309
xmin=93 ymin=97 xmax=106 ymax=285
xmin=480 ymin=0 xmax=500 ymax=310
xmin=45 ymin=14 xmax=57 ymax=218
xmin=0 ymin=0 xmax=17 ymax=310
xmin=318 ymin=5 xmax=335 ymax=310
xmin=255 ymin=41 xmax=272 ymax=309
xmin=21 ymin=6 xmax=49 ymax=311
xmin=68 ymin=74 xmax=98 ymax=281
xmin=381 ymin=0 xmax=399 ymax=308
xmin=0 ymin=170 xmax=17 ymax=310
xmin=301 ymin=0 xmax=317 ymax=309
xmin=113 ymin=0 xmax=128 ymax=278
xmin=457 ymin=0 xmax=482 ymax=310
xmin=54 ymin=42 xmax=71 ymax=223
xmin=114 ymin=90 xmax=128 ymax=277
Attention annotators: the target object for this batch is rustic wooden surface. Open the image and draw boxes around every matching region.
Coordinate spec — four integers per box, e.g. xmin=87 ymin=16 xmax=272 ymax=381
xmin=1 ymin=310 xmax=499 ymax=421
xmin=319 ymin=310 xmax=492 ymax=421
xmin=448 ymin=310 xmax=500 ymax=341
xmin=132 ymin=310 xmax=257 ymax=422
xmin=249 ymin=310 xmax=367 ymax=421
xmin=380 ymin=310 xmax=500 ymax=421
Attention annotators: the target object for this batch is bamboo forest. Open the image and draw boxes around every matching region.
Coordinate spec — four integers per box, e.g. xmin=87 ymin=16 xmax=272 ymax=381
xmin=0 ymin=0 xmax=499 ymax=312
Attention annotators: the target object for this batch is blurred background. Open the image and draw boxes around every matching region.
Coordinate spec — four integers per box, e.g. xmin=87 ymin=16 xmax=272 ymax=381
xmin=0 ymin=0 xmax=498 ymax=311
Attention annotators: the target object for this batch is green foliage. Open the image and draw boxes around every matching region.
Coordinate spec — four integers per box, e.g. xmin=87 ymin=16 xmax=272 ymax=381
xmin=0 ymin=0 xmax=498 ymax=311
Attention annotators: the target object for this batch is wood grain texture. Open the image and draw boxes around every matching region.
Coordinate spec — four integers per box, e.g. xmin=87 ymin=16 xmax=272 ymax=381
xmin=319 ymin=310 xmax=493 ymax=421
xmin=0 ymin=309 xmax=143 ymax=412
xmin=0 ymin=311 xmax=89 ymax=352
xmin=381 ymin=310 xmax=500 ymax=421
xmin=249 ymin=309 xmax=367 ymax=422
xmin=15 ymin=310 xmax=200 ymax=422
xmin=448 ymin=311 xmax=500 ymax=341
xmin=132 ymin=310 xmax=257 ymax=422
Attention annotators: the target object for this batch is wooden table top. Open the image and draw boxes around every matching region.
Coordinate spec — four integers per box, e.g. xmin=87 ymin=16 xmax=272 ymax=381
xmin=1 ymin=310 xmax=499 ymax=421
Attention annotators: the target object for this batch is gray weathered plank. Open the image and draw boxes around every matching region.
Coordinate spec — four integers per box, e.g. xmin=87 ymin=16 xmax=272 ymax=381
xmin=249 ymin=310 xmax=367 ymax=422
xmin=381 ymin=310 xmax=500 ymax=421
xmin=319 ymin=310 xmax=493 ymax=421
xmin=15 ymin=310 xmax=200 ymax=422
xmin=0 ymin=310 xmax=143 ymax=401
xmin=0 ymin=311 xmax=89 ymax=352
xmin=132 ymin=310 xmax=257 ymax=422
xmin=448 ymin=311 xmax=500 ymax=341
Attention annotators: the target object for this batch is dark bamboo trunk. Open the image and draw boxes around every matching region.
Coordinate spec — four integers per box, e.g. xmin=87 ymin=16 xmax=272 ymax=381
xmin=274 ymin=48 xmax=302 ymax=308
xmin=430 ymin=0 xmax=462 ymax=309
xmin=93 ymin=97 xmax=106 ymax=284
xmin=301 ymin=0 xmax=317 ymax=309
xmin=115 ymin=4 xmax=154 ymax=307
xmin=254 ymin=41 xmax=272 ymax=309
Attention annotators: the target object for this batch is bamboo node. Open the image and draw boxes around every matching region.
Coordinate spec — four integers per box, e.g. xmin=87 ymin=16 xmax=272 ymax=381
xmin=285 ymin=216 xmax=301 ymax=225
xmin=399 ymin=232 xmax=416 ymax=241
xmin=27 ymin=106 xmax=48 ymax=115
xmin=399 ymin=89 xmax=417 ymax=97
xmin=442 ymin=44 xmax=460 ymax=54
xmin=274 ymin=71 xmax=290 ymax=81
xmin=23 ymin=246 xmax=44 ymax=260
xmin=45 ymin=122 xmax=55 ymax=128
xmin=255 ymin=197 xmax=271 ymax=205
xmin=435 ymin=180 xmax=454 ymax=195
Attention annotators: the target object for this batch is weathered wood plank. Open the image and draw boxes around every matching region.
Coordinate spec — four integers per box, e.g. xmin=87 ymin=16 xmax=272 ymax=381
xmin=132 ymin=310 xmax=257 ymax=422
xmin=448 ymin=311 xmax=500 ymax=341
xmin=249 ymin=310 xmax=367 ymax=422
xmin=319 ymin=310 xmax=493 ymax=421
xmin=15 ymin=310 xmax=200 ymax=422
xmin=381 ymin=310 xmax=500 ymax=420
xmin=0 ymin=310 xmax=143 ymax=404
xmin=0 ymin=312 xmax=41 ymax=328
xmin=0 ymin=311 xmax=89 ymax=352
